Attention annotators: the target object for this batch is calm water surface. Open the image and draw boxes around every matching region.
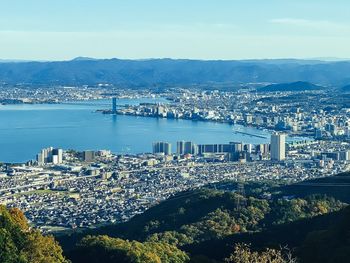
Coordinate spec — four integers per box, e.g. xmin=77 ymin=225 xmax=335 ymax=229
xmin=0 ymin=98 xmax=289 ymax=163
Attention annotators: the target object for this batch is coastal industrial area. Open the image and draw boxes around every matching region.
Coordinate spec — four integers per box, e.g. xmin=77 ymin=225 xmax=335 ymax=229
xmin=1 ymin=86 xmax=350 ymax=232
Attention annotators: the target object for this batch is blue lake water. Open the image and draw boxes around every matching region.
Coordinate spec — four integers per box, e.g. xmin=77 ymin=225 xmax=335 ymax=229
xmin=0 ymin=98 xmax=291 ymax=163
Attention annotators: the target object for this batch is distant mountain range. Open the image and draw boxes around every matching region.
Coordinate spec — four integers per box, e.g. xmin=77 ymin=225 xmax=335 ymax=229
xmin=1 ymin=58 xmax=350 ymax=88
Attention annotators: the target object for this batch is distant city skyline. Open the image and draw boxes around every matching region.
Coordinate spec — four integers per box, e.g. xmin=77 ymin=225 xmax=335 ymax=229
xmin=1 ymin=0 xmax=350 ymax=60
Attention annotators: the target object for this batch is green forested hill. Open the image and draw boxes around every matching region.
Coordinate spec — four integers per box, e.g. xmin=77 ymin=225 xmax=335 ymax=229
xmin=274 ymin=172 xmax=350 ymax=203
xmin=0 ymin=205 xmax=68 ymax=263
xmin=186 ymin=205 xmax=350 ymax=262
xmin=57 ymin=173 xmax=350 ymax=262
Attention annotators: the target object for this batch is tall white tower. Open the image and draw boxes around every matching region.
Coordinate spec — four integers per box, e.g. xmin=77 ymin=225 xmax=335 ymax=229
xmin=270 ymin=133 xmax=286 ymax=161
xmin=112 ymin=97 xmax=117 ymax=113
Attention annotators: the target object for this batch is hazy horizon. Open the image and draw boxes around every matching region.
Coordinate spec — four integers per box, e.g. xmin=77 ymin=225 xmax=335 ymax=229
xmin=1 ymin=0 xmax=350 ymax=60
xmin=0 ymin=56 xmax=350 ymax=63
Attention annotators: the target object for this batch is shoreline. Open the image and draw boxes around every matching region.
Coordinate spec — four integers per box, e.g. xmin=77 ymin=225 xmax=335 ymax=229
xmin=103 ymin=110 xmax=313 ymax=141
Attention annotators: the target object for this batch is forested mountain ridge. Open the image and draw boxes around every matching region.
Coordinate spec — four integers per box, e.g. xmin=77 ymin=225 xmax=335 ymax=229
xmin=1 ymin=58 xmax=350 ymax=87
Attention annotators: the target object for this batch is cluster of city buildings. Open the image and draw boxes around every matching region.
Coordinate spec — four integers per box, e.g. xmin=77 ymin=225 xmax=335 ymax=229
xmin=37 ymin=147 xmax=63 ymax=165
xmin=1 ymin=125 xmax=349 ymax=232
xmin=1 ymin=140 xmax=349 ymax=232
xmin=112 ymin=89 xmax=350 ymax=140
xmin=152 ymin=133 xmax=286 ymax=162
xmin=0 ymin=85 xmax=159 ymax=105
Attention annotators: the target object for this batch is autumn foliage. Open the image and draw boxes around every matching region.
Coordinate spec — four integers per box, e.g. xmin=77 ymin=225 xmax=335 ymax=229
xmin=0 ymin=205 xmax=68 ymax=263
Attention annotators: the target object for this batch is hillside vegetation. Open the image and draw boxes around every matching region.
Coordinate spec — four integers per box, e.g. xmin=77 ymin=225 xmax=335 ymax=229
xmin=58 ymin=172 xmax=350 ymax=262
xmin=0 ymin=205 xmax=67 ymax=263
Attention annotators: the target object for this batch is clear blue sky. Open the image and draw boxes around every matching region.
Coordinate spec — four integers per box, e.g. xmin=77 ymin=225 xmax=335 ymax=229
xmin=1 ymin=0 xmax=350 ymax=60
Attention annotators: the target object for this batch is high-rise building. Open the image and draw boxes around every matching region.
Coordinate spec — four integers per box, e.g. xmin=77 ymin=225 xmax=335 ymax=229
xmin=177 ymin=141 xmax=185 ymax=155
xmin=196 ymin=142 xmax=245 ymax=155
xmin=112 ymin=97 xmax=117 ymax=113
xmin=52 ymin=155 xmax=59 ymax=164
xmin=176 ymin=141 xmax=198 ymax=155
xmin=230 ymin=142 xmax=243 ymax=152
xmin=263 ymin=144 xmax=270 ymax=154
xmin=36 ymin=147 xmax=63 ymax=165
xmin=345 ymin=127 xmax=350 ymax=138
xmin=244 ymin=144 xmax=253 ymax=153
xmin=83 ymin=150 xmax=96 ymax=162
xmin=58 ymin=149 xmax=63 ymax=163
xmin=315 ymin=128 xmax=323 ymax=139
xmin=36 ymin=153 xmax=45 ymax=165
xmin=52 ymin=148 xmax=63 ymax=164
xmin=155 ymin=104 xmax=167 ymax=117
xmin=270 ymin=133 xmax=286 ymax=161
xmin=339 ymin=151 xmax=349 ymax=161
xmin=153 ymin=142 xmax=171 ymax=155
xmin=185 ymin=141 xmax=198 ymax=155
xmin=244 ymin=114 xmax=253 ymax=124
xmin=256 ymin=144 xmax=270 ymax=155
xmin=330 ymin=124 xmax=337 ymax=136
xmin=43 ymin=147 xmax=53 ymax=163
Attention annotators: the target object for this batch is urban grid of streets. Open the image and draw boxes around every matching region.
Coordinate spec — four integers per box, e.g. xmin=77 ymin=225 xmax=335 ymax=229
xmin=1 ymin=85 xmax=350 ymax=232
